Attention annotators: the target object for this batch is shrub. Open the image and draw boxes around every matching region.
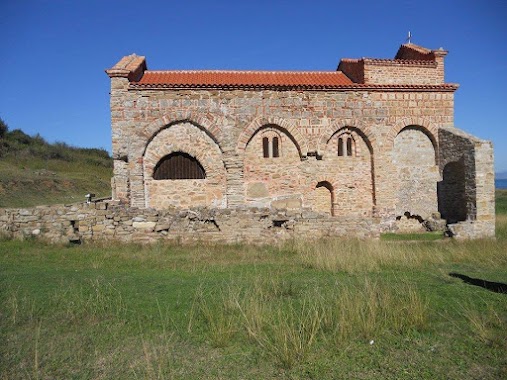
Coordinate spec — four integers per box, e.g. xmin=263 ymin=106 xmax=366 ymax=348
xmin=0 ymin=117 xmax=8 ymax=138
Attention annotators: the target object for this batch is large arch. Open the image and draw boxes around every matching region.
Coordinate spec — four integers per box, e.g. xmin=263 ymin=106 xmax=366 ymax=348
xmin=139 ymin=111 xmax=233 ymax=157
xmin=317 ymin=119 xmax=376 ymax=157
xmin=387 ymin=117 xmax=439 ymax=162
xmin=143 ymin=121 xmax=227 ymax=209
xmin=237 ymin=116 xmax=308 ymax=158
xmin=320 ymin=125 xmax=376 ymax=216
xmin=393 ymin=125 xmax=439 ymax=219
xmin=242 ymin=122 xmax=303 ymax=207
xmin=123 ymin=112 xmax=236 ymax=208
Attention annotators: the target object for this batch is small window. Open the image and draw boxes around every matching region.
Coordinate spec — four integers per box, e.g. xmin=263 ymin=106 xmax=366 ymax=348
xmin=337 ymin=133 xmax=356 ymax=157
xmin=272 ymin=137 xmax=279 ymax=158
xmin=262 ymin=137 xmax=270 ymax=158
xmin=261 ymin=132 xmax=281 ymax=158
xmin=153 ymin=152 xmax=205 ymax=180
xmin=347 ymin=138 xmax=353 ymax=156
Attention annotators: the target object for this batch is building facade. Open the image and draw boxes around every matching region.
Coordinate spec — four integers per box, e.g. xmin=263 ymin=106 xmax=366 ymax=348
xmin=106 ymin=43 xmax=495 ymax=238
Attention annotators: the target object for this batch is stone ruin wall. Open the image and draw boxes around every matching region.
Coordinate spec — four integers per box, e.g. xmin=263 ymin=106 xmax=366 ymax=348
xmin=438 ymin=127 xmax=495 ymax=238
xmin=0 ymin=202 xmax=378 ymax=245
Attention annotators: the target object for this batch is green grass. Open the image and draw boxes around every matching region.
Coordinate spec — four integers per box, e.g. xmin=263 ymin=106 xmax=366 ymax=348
xmin=497 ymin=189 xmax=507 ymax=215
xmin=381 ymin=231 xmax=444 ymax=241
xmin=0 ymin=162 xmax=505 ymax=378
xmin=1 ymin=213 xmax=507 ymax=379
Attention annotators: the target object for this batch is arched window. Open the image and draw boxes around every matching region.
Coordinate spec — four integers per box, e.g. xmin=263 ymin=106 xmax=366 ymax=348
xmin=337 ymin=132 xmax=356 ymax=157
xmin=347 ymin=137 xmax=353 ymax=156
xmin=153 ymin=152 xmax=206 ymax=180
xmin=272 ymin=136 xmax=279 ymax=157
xmin=262 ymin=137 xmax=270 ymax=158
xmin=261 ymin=130 xmax=282 ymax=158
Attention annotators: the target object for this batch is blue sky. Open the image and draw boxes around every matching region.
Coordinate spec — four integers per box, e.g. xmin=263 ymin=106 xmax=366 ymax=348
xmin=1 ymin=0 xmax=506 ymax=172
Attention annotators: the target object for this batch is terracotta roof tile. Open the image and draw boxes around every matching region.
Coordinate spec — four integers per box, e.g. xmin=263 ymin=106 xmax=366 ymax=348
xmin=395 ymin=43 xmax=436 ymax=61
xmin=402 ymin=43 xmax=432 ymax=54
xmin=128 ymin=69 xmax=458 ymax=92
xmin=130 ymin=70 xmax=354 ymax=89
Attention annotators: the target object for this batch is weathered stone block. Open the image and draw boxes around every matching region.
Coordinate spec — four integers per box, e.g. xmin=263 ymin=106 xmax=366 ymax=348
xmin=132 ymin=221 xmax=156 ymax=230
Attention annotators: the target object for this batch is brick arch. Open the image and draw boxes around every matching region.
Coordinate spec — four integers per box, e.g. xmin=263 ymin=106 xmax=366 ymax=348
xmin=143 ymin=122 xmax=227 ymax=209
xmin=139 ymin=111 xmax=233 ymax=157
xmin=387 ymin=117 xmax=439 ymax=152
xmin=237 ymin=116 xmax=308 ymax=158
xmin=317 ymin=119 xmax=375 ymax=157
xmin=143 ymin=123 xmax=225 ymax=178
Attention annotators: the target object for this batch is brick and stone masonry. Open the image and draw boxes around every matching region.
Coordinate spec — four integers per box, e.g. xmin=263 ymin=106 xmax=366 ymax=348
xmin=0 ymin=42 xmax=495 ymax=242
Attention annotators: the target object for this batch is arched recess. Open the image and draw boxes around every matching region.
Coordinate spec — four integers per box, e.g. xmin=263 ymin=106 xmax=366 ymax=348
xmin=388 ymin=118 xmax=439 ymax=162
xmin=243 ymin=124 xmax=303 ymax=207
xmin=316 ymin=119 xmax=375 ymax=157
xmin=393 ymin=125 xmax=439 ymax=219
xmin=143 ymin=121 xmax=227 ymax=209
xmin=123 ymin=112 xmax=232 ymax=208
xmin=437 ymin=158 xmax=467 ymax=223
xmin=314 ymin=181 xmax=334 ymax=216
xmin=322 ymin=126 xmax=376 ymax=217
xmin=237 ymin=117 xmax=307 ymax=158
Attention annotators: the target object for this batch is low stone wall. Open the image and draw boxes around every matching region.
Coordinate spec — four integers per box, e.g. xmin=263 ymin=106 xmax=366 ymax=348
xmin=0 ymin=201 xmax=380 ymax=245
xmin=1 ymin=201 xmax=496 ymax=243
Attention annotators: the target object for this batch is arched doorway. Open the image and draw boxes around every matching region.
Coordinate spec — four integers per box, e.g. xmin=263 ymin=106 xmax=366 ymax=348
xmin=314 ymin=181 xmax=334 ymax=216
xmin=438 ymin=158 xmax=467 ymax=223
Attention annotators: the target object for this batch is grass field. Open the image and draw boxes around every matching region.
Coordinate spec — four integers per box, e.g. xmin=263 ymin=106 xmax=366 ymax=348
xmin=1 ymin=192 xmax=506 ymax=379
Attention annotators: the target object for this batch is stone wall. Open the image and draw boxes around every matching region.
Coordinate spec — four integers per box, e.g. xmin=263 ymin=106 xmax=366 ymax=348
xmin=0 ymin=202 xmax=379 ymax=245
xmin=109 ymin=83 xmax=455 ymax=221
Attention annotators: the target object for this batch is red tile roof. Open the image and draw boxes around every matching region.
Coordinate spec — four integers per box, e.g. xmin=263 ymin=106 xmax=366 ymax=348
xmin=129 ymin=70 xmax=458 ymax=91
xmin=130 ymin=70 xmax=354 ymax=89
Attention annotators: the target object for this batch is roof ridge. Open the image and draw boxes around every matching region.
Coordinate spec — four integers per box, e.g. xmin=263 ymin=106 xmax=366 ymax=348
xmin=402 ymin=43 xmax=432 ymax=54
xmin=129 ymin=82 xmax=459 ymax=91
xmin=145 ymin=69 xmax=343 ymax=74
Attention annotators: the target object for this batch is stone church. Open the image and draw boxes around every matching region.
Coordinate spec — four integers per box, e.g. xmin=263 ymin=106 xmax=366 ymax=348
xmin=106 ymin=43 xmax=495 ymax=238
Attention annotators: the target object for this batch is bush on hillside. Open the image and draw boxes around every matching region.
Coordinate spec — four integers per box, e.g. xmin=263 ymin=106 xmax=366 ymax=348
xmin=0 ymin=118 xmax=8 ymax=138
xmin=0 ymin=123 xmax=112 ymax=167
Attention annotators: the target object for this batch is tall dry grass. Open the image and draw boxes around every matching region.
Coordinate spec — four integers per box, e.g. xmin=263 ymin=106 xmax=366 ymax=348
xmin=295 ymin=232 xmax=507 ymax=274
xmin=193 ymin=276 xmax=429 ymax=368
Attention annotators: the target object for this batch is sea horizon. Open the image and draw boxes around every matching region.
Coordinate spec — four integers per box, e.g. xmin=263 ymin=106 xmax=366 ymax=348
xmin=496 ymin=179 xmax=507 ymax=189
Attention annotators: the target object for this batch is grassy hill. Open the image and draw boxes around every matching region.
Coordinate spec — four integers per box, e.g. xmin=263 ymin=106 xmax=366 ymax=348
xmin=0 ymin=127 xmax=112 ymax=208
